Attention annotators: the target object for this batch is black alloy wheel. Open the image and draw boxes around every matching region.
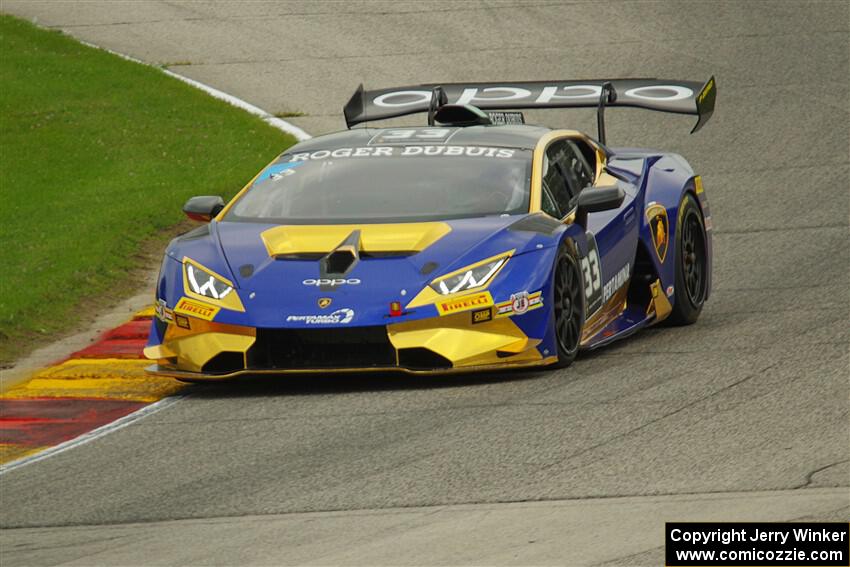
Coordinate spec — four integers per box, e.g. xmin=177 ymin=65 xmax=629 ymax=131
xmin=667 ymin=193 xmax=708 ymax=325
xmin=553 ymin=245 xmax=584 ymax=368
xmin=682 ymin=208 xmax=707 ymax=306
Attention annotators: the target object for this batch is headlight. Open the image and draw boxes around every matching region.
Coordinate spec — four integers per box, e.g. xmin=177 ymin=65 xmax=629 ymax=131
xmin=186 ymin=263 xmax=233 ymax=299
xmin=181 ymin=258 xmax=245 ymax=312
xmin=430 ymin=255 xmax=509 ymax=295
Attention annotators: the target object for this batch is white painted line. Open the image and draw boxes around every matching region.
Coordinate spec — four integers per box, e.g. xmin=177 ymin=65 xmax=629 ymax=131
xmin=161 ymin=69 xmax=312 ymax=141
xmin=77 ymin=39 xmax=312 ymax=141
xmin=0 ymin=395 xmax=186 ymax=475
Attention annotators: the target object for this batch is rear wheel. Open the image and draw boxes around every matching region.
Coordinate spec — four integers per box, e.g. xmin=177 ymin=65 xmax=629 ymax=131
xmin=552 ymin=244 xmax=585 ymax=368
xmin=667 ymin=193 xmax=708 ymax=325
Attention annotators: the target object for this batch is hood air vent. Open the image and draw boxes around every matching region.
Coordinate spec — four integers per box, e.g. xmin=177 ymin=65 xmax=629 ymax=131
xmin=261 ymin=222 xmax=451 ymax=257
xmin=321 ymin=230 xmax=360 ymax=276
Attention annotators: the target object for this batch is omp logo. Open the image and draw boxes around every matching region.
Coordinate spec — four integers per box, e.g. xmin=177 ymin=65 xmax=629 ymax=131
xmin=373 ymin=84 xmax=694 ymax=108
xmin=471 ymin=308 xmax=492 ymax=324
xmin=302 ymin=278 xmax=361 ymax=286
xmin=174 ymin=297 xmax=220 ymax=321
xmin=286 ymin=308 xmax=354 ymax=325
xmin=436 ymin=291 xmax=493 ymax=316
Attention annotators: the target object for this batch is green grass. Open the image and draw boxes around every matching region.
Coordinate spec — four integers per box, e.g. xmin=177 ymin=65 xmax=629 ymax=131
xmin=0 ymin=14 xmax=296 ymax=364
xmin=273 ymin=110 xmax=306 ymax=118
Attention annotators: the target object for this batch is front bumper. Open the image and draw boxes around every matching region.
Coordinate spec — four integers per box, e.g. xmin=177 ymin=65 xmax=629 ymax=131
xmin=144 ymin=309 xmax=554 ymax=380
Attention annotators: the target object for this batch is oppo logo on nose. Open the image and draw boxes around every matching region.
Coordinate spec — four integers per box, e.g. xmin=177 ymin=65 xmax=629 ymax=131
xmin=302 ymin=278 xmax=361 ymax=286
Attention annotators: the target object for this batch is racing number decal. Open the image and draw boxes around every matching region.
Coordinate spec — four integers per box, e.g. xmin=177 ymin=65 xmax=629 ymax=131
xmin=581 ymin=251 xmax=602 ymax=312
xmin=369 ymin=128 xmax=457 ymax=145
xmin=581 ymin=251 xmax=600 ymax=297
xmin=382 ymin=128 xmax=450 ymax=140
xmin=581 ymin=233 xmax=603 ymax=315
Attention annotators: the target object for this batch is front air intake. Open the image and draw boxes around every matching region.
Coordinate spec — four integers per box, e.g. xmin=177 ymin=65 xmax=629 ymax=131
xmin=202 ymin=352 xmax=245 ymax=374
xmin=248 ymin=327 xmax=396 ymax=370
xmin=397 ymin=348 xmax=452 ymax=370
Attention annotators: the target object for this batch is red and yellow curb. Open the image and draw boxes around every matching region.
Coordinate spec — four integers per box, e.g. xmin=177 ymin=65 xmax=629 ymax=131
xmin=0 ymin=309 xmax=184 ymax=466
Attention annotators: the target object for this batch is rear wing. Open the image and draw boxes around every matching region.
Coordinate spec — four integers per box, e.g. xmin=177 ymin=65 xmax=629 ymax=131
xmin=343 ymin=77 xmax=716 ymax=138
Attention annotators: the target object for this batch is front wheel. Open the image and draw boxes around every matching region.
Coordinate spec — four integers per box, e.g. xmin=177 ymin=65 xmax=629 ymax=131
xmin=667 ymin=193 xmax=708 ymax=325
xmin=552 ymin=244 xmax=585 ymax=368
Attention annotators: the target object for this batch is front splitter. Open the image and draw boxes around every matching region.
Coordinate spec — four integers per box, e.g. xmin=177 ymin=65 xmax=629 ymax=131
xmin=145 ymin=356 xmax=558 ymax=381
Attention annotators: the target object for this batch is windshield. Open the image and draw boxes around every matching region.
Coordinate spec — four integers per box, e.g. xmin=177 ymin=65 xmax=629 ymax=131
xmin=224 ymin=145 xmax=532 ymax=224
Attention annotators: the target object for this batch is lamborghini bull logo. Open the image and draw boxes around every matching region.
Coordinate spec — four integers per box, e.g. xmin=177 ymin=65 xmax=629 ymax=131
xmin=646 ymin=204 xmax=669 ymax=262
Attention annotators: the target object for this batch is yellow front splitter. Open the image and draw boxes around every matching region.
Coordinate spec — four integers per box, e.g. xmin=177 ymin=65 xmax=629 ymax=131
xmin=146 ymin=356 xmax=558 ymax=381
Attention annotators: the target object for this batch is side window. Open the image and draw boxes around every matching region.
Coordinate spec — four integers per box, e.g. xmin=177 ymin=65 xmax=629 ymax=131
xmin=567 ymin=140 xmax=596 ymax=189
xmin=544 ymin=141 xmax=579 ymax=214
xmin=540 ymin=183 xmax=560 ymax=218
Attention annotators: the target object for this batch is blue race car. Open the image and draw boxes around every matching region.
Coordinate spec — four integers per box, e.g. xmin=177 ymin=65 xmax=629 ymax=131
xmin=145 ymin=77 xmax=716 ymax=379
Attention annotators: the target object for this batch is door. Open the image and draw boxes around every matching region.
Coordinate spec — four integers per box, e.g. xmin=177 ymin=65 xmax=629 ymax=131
xmin=542 ymin=136 xmax=638 ymax=316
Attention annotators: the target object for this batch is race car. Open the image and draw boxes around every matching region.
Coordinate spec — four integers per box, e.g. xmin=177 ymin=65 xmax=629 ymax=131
xmin=144 ymin=77 xmax=716 ymax=379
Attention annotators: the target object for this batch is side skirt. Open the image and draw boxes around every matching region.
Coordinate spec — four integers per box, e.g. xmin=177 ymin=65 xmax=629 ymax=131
xmin=580 ymin=304 xmax=652 ymax=350
xmin=580 ymin=278 xmax=672 ymax=351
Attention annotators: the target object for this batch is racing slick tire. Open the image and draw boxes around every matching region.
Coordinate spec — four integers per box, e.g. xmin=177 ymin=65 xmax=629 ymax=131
xmin=552 ymin=242 xmax=586 ymax=368
xmin=667 ymin=193 xmax=708 ymax=326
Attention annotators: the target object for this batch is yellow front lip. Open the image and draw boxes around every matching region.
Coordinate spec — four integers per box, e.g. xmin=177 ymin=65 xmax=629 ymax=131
xmin=146 ymin=356 xmax=558 ymax=380
xmin=388 ymin=310 xmax=541 ymax=367
xmin=146 ymin=308 xmax=550 ymax=376
xmin=144 ymin=316 xmax=256 ymax=373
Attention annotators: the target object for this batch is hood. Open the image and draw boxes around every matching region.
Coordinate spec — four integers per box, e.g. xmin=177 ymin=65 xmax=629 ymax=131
xmin=169 ymin=214 xmax=562 ymax=327
xmin=217 ymin=215 xmax=558 ymax=283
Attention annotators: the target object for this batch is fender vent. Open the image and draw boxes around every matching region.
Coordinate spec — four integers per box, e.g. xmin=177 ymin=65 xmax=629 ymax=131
xmin=628 ymin=241 xmax=657 ymax=311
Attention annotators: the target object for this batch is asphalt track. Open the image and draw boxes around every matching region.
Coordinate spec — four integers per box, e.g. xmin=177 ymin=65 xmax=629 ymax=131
xmin=1 ymin=1 xmax=848 ymax=565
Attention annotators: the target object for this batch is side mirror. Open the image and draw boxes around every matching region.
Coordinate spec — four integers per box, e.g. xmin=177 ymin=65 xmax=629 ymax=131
xmin=183 ymin=196 xmax=225 ymax=222
xmin=574 ymin=184 xmax=625 ymax=229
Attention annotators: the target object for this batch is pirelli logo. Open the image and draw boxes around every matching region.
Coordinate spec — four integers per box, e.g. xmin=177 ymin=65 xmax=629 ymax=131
xmin=436 ymin=291 xmax=493 ymax=316
xmin=174 ymin=297 xmax=220 ymax=321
